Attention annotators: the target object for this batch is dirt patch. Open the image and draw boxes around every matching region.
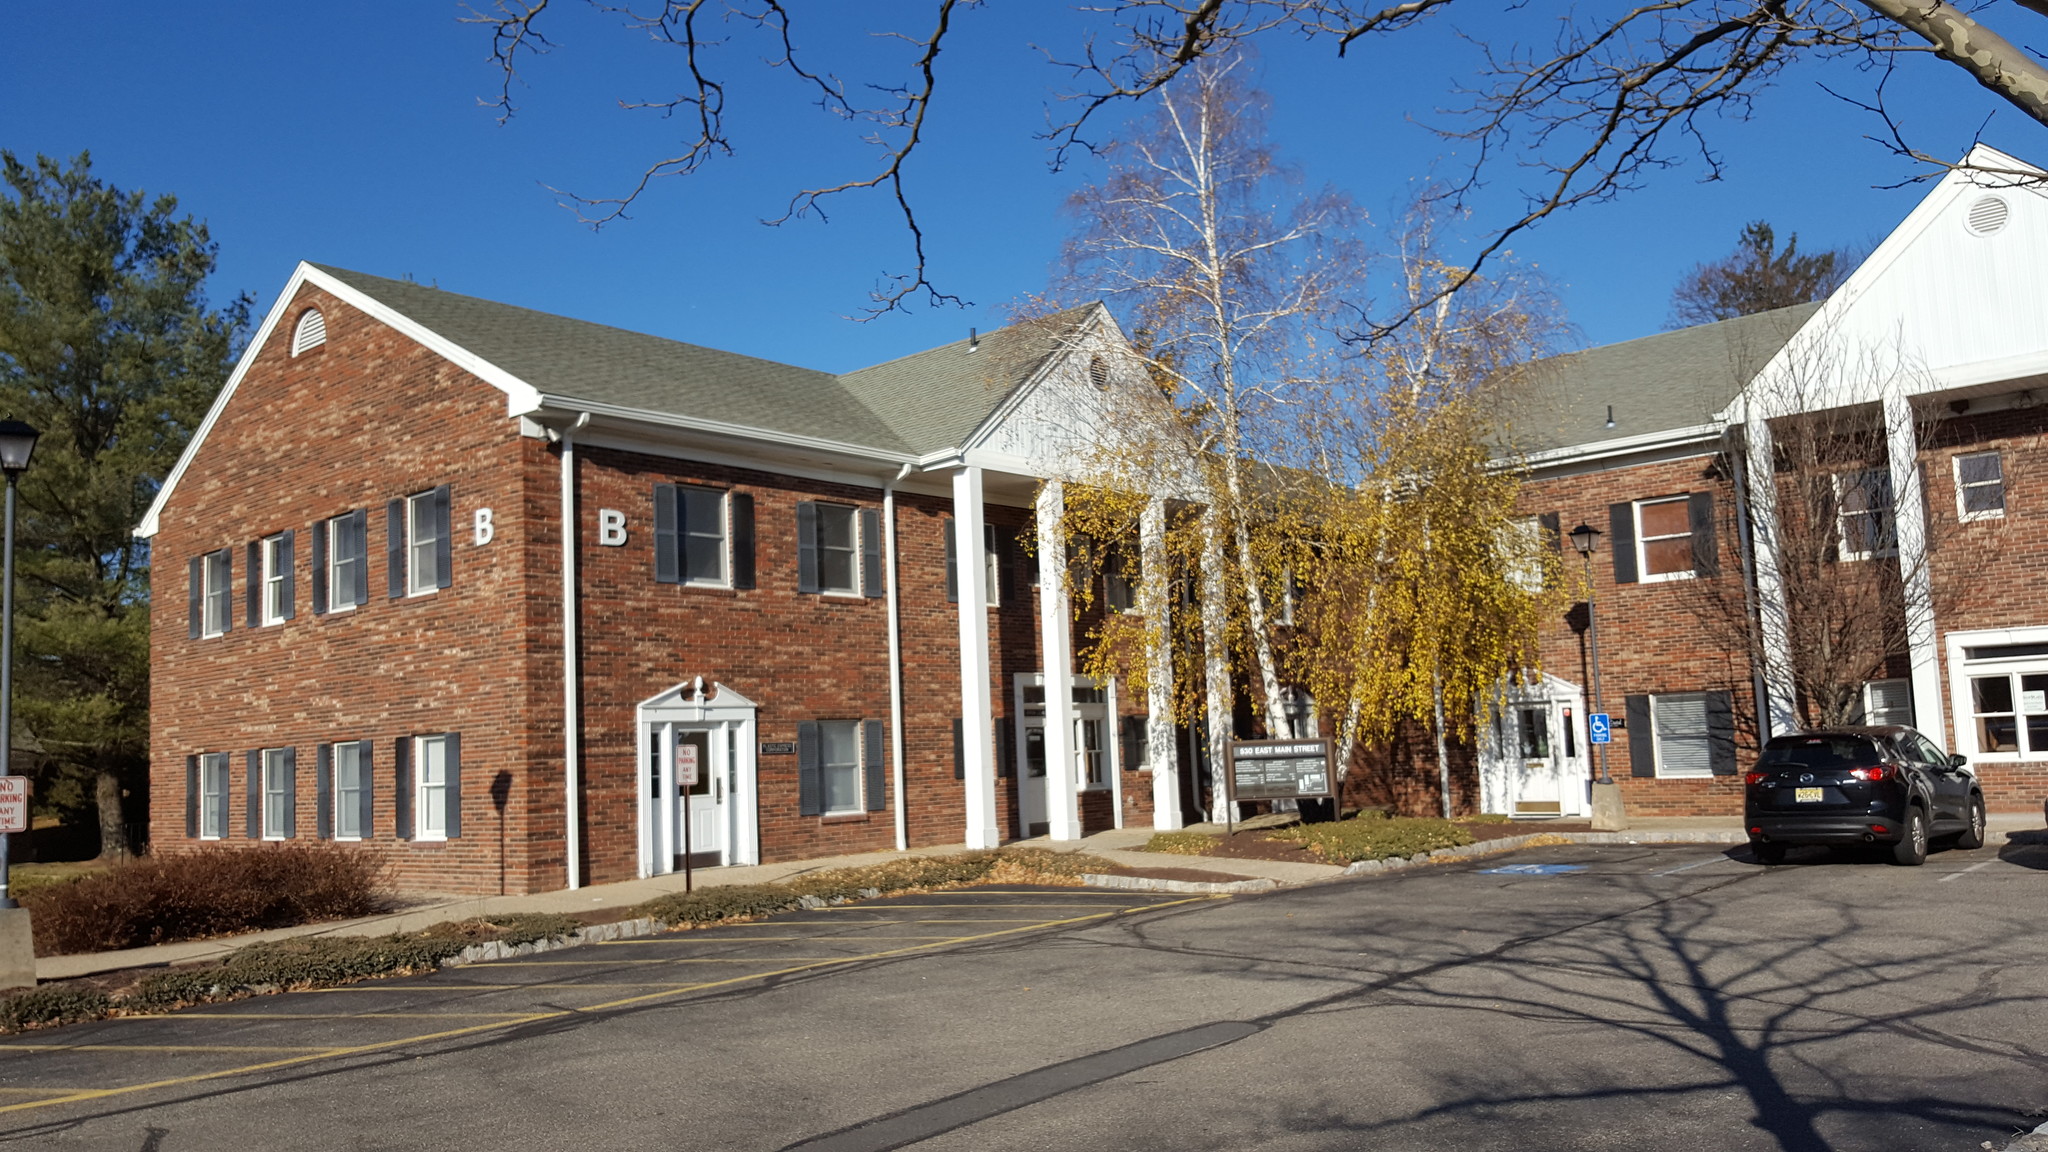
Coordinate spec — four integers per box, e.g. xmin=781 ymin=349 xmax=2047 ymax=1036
xmin=1458 ymin=820 xmax=1591 ymax=842
xmin=1178 ymin=832 xmax=1325 ymax=866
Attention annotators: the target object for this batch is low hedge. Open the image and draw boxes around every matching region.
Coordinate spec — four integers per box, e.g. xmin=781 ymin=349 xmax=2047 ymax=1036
xmin=26 ymin=844 xmax=387 ymax=956
xmin=1265 ymin=815 xmax=1475 ymax=864
xmin=632 ymin=848 xmax=1113 ymax=925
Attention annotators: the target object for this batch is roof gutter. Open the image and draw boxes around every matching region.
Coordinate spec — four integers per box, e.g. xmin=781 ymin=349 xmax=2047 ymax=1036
xmin=526 ymin=395 xmax=917 ymax=468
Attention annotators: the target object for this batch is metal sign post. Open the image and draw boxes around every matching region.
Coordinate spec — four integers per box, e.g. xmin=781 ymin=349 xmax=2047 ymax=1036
xmin=677 ymin=743 xmax=699 ymax=893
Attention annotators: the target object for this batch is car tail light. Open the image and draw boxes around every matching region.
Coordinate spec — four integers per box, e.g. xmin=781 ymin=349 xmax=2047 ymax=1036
xmin=1869 ymin=824 xmax=1889 ymax=833
xmin=1744 ymin=771 xmax=1768 ymax=785
xmin=1849 ymin=765 xmax=1888 ymax=781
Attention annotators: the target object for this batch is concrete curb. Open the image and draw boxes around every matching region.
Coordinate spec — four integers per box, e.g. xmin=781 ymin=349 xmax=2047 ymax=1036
xmin=440 ymin=916 xmax=669 ymax=967
xmin=1340 ymin=829 xmax=1749 ymax=878
xmin=1985 ymin=1119 xmax=2048 ymax=1151
xmin=1079 ymin=873 xmax=1279 ymax=895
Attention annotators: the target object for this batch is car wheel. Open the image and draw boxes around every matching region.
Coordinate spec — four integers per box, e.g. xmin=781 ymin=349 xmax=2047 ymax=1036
xmin=1955 ymin=795 xmax=1987 ymax=850
xmin=1751 ymin=841 xmax=1786 ymax=865
xmin=1890 ymin=807 xmax=1929 ymax=866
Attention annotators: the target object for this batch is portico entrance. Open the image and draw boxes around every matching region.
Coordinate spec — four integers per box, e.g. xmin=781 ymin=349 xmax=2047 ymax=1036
xmin=637 ymin=681 xmax=760 ymax=876
xmin=1480 ymin=673 xmax=1592 ymax=819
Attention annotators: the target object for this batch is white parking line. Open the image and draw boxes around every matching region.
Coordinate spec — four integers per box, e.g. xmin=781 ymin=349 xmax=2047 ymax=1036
xmin=1650 ymin=856 xmax=1727 ymax=877
xmin=1938 ymin=858 xmax=2001 ymax=883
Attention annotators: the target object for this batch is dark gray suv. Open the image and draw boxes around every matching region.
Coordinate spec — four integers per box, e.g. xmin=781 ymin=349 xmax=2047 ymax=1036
xmin=1744 ymin=726 xmax=1987 ymax=865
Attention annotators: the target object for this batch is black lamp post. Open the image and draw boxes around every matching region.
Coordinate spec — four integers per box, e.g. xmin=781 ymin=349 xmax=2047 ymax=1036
xmin=0 ymin=419 xmax=40 ymax=910
xmin=1568 ymin=522 xmax=1613 ymax=786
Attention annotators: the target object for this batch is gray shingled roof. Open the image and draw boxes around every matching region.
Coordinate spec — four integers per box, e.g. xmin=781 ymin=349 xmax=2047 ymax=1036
xmin=1502 ymin=302 xmax=1820 ymax=454
xmin=315 ymin=265 xmax=1092 ymax=456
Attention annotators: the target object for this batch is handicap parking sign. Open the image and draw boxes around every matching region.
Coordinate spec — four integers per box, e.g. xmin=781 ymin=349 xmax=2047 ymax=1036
xmin=1588 ymin=713 xmax=1611 ymax=744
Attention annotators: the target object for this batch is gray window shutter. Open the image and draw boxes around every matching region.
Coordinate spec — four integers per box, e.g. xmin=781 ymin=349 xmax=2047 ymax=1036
xmin=188 ymin=557 xmax=202 ymax=638
xmin=185 ymin=755 xmax=199 ymax=837
xmin=1121 ymin=716 xmax=1143 ymax=772
xmin=1625 ymin=694 xmax=1655 ymax=777
xmin=1706 ymin=691 xmax=1737 ymax=775
xmin=246 ymin=750 xmax=261 ymax=838
xmin=952 ymin=717 xmax=965 ymax=780
xmin=1688 ymin=492 xmax=1718 ymax=576
xmin=246 ymin=541 xmax=260 ymax=627
xmin=1538 ymin=512 xmax=1562 ymax=553
xmin=220 ymin=550 xmax=232 ymax=634
xmin=280 ymin=530 xmax=296 ymax=619
xmin=797 ymin=722 xmax=822 ymax=817
xmin=445 ymin=733 xmax=463 ymax=838
xmin=944 ymin=519 xmax=958 ymax=603
xmin=316 ymin=744 xmax=333 ymax=839
xmin=434 ymin=485 xmax=452 ymax=589
xmin=861 ymin=508 xmax=884 ymax=598
xmin=996 ymin=530 xmax=1018 ymax=604
xmin=653 ymin=483 xmax=679 ymax=584
xmin=863 ymin=719 xmax=885 ymax=812
xmin=349 ymin=508 xmax=370 ymax=605
xmin=1609 ymin=503 xmax=1638 ymax=584
xmin=796 ymin=502 xmax=820 ymax=594
xmin=387 ymin=499 xmax=406 ymax=598
xmin=358 ymin=739 xmax=375 ymax=840
xmin=995 ymin=723 xmax=1014 ymax=779
xmin=310 ymin=521 xmax=327 ymax=615
xmin=394 ymin=737 xmax=413 ymax=840
xmin=731 ymin=492 xmax=756 ymax=589
xmin=282 ymin=747 xmax=298 ymax=837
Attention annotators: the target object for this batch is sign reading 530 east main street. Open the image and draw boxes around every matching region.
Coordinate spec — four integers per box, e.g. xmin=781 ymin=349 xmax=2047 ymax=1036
xmin=1225 ymin=739 xmax=1336 ymax=803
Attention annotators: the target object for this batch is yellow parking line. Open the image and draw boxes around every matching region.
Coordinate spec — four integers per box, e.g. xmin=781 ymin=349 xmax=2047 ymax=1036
xmin=0 ymin=1087 xmax=107 ymax=1095
xmin=0 ymin=896 xmax=1216 ymax=1117
xmin=0 ymin=1044 xmax=342 ymax=1054
xmin=125 ymin=1012 xmax=546 ymax=1021
xmin=815 ymin=903 xmax=1139 ymax=910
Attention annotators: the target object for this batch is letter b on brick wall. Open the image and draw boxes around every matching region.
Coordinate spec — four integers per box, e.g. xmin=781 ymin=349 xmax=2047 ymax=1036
xmin=473 ymin=507 xmax=494 ymax=546
xmin=598 ymin=509 xmax=628 ymax=546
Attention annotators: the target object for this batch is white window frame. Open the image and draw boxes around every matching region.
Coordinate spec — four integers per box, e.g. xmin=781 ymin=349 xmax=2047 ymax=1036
xmin=259 ymin=533 xmax=288 ymax=625
xmin=1833 ymin=469 xmax=1897 ymax=562
xmin=334 ymin=741 xmax=366 ymax=841
xmin=817 ymin=719 xmax=863 ymax=815
xmin=815 ymin=503 xmax=860 ymax=596
xmin=1945 ymin=626 xmax=2048 ymax=762
xmin=681 ymin=484 xmax=730 ymax=588
xmin=327 ymin=513 xmax=361 ymax=611
xmin=1650 ymin=692 xmax=1713 ymax=779
xmin=406 ymin=490 xmax=441 ymax=596
xmin=415 ymin=734 xmax=453 ymax=841
xmin=261 ymin=747 xmax=291 ymax=840
xmin=200 ymin=549 xmax=231 ymax=637
xmin=199 ymin=752 xmax=228 ymax=839
xmin=1953 ymin=451 xmax=2006 ymax=522
xmin=1633 ymin=496 xmax=1696 ymax=583
xmin=1860 ymin=678 xmax=1915 ymax=728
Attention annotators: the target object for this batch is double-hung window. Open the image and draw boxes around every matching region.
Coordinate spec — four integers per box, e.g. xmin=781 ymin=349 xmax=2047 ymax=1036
xmin=199 ymin=549 xmax=231 ymax=637
xmin=654 ymin=483 xmax=754 ymax=589
xmin=1954 ymin=451 xmax=2005 ymax=521
xmin=1651 ymin=693 xmax=1713 ymax=779
xmin=258 ymin=532 xmax=293 ymax=624
xmin=943 ymin=520 xmax=1004 ymax=605
xmin=816 ymin=504 xmax=857 ymax=593
xmin=1103 ymin=552 xmax=1136 ymax=613
xmin=260 ymin=747 xmax=293 ymax=840
xmin=317 ymin=509 xmax=369 ymax=612
xmin=818 ymin=720 xmax=862 ymax=815
xmin=1859 ymin=679 xmax=1915 ymax=727
xmin=797 ymin=719 xmax=884 ymax=817
xmin=798 ymin=502 xmax=881 ymax=597
xmin=389 ymin=486 xmax=451 ymax=598
xmin=1835 ymin=469 xmax=1896 ymax=561
xmin=681 ymin=486 xmax=727 ymax=584
xmin=1634 ymin=497 xmax=1696 ymax=581
xmin=414 ymin=733 xmax=459 ymax=841
xmin=333 ymin=741 xmax=369 ymax=840
xmin=196 ymin=752 xmax=229 ymax=839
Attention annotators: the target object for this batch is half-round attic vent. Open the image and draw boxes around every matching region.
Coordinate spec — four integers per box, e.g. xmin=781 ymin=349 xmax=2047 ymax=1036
xmin=291 ymin=309 xmax=328 ymax=356
xmin=1088 ymin=354 xmax=1110 ymax=390
xmin=1964 ymin=194 xmax=2009 ymax=237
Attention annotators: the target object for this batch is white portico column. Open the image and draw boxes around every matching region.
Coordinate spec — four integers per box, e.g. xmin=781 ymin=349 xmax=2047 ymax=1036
xmin=953 ymin=467 xmax=999 ymax=849
xmin=1744 ymin=412 xmax=1799 ymax=735
xmin=1885 ymin=391 xmax=1946 ymax=741
xmin=1036 ymin=481 xmax=1082 ymax=841
xmin=1141 ymin=497 xmax=1183 ymax=830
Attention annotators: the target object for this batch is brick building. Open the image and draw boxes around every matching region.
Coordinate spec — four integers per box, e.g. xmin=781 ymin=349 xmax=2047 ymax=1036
xmin=1484 ymin=146 xmax=2048 ymax=818
xmin=141 ymin=265 xmax=1200 ymax=894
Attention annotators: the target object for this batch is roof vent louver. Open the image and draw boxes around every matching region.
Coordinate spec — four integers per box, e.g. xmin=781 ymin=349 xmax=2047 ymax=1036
xmin=1088 ymin=355 xmax=1111 ymax=390
xmin=291 ymin=309 xmax=328 ymax=356
xmin=1964 ymin=194 xmax=2009 ymax=237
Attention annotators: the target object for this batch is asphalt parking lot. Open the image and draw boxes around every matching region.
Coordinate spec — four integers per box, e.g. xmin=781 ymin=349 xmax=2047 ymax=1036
xmin=2 ymin=836 xmax=2043 ymax=1151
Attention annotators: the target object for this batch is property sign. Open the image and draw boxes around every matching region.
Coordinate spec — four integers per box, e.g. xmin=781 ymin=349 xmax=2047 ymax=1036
xmin=1588 ymin=713 xmax=1612 ymax=745
xmin=0 ymin=776 xmax=26 ymax=835
xmin=676 ymin=744 xmax=700 ymax=788
xmin=1226 ymin=739 xmax=1335 ymax=803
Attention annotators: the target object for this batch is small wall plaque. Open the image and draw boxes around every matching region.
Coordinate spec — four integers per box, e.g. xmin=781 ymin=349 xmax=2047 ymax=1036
xmin=759 ymin=741 xmax=796 ymax=756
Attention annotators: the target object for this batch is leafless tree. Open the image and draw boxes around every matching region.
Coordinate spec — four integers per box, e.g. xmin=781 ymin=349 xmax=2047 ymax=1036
xmin=1669 ymin=221 xmax=1860 ymax=328
xmin=464 ymin=1 xmax=2048 ymax=320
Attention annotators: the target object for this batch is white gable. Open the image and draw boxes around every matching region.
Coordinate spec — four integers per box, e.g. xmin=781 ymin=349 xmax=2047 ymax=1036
xmin=1726 ymin=145 xmax=2048 ymax=419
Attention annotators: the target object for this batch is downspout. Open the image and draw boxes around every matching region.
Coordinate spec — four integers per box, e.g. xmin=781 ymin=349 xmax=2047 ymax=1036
xmin=884 ymin=463 xmax=913 ymax=852
xmin=559 ymin=411 xmax=590 ymax=890
xmin=1726 ymin=420 xmax=1774 ymax=747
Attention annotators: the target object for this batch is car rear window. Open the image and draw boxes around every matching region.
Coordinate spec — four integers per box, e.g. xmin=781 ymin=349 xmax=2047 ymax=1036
xmin=1757 ymin=735 xmax=1882 ymax=771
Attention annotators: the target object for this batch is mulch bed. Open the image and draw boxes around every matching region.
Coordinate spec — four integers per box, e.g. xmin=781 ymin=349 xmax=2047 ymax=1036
xmin=1184 ymin=833 xmax=1326 ymax=866
xmin=1460 ymin=820 xmax=1591 ymax=842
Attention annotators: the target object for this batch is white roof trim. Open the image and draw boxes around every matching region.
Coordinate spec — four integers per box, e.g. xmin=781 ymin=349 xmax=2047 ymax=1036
xmin=959 ymin=303 xmax=1116 ymax=456
xmin=136 ymin=262 xmax=547 ymax=539
xmin=532 ymin=395 xmax=916 ymax=468
xmin=1517 ymin=421 xmax=1726 ymax=470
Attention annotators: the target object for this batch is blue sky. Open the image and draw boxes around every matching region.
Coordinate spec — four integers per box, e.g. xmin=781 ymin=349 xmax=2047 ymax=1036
xmin=2 ymin=3 xmax=2024 ymax=371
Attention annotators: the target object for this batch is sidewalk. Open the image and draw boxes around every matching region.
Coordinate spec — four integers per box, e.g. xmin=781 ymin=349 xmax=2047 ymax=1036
xmin=34 ymin=813 xmax=2041 ymax=983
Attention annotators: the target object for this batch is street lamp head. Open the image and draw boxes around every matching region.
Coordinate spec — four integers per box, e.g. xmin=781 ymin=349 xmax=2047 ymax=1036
xmin=0 ymin=421 xmax=38 ymax=478
xmin=1568 ymin=522 xmax=1601 ymax=557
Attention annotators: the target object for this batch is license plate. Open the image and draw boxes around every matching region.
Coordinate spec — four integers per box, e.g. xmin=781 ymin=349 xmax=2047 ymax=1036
xmin=1794 ymin=787 xmax=1824 ymax=803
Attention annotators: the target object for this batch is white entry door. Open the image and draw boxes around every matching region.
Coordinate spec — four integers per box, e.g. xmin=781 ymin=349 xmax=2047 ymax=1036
xmin=1481 ymin=676 xmax=1591 ymax=820
xmin=650 ymin=723 xmax=728 ymax=871
xmin=1016 ymin=677 xmax=1050 ymax=836
xmin=1509 ymin=706 xmax=1567 ymax=817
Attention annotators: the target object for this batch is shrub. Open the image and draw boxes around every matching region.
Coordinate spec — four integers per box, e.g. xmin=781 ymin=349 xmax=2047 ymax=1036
xmin=1143 ymin=831 xmax=1222 ymax=857
xmin=1266 ymin=815 xmax=1474 ymax=864
xmin=416 ymin=913 xmax=582 ymax=949
xmin=634 ymin=884 xmax=803 ymax=926
xmin=0 ymin=986 xmax=113 ymax=1031
xmin=26 ymin=844 xmax=387 ymax=957
xmin=129 ymin=934 xmax=473 ymax=1010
